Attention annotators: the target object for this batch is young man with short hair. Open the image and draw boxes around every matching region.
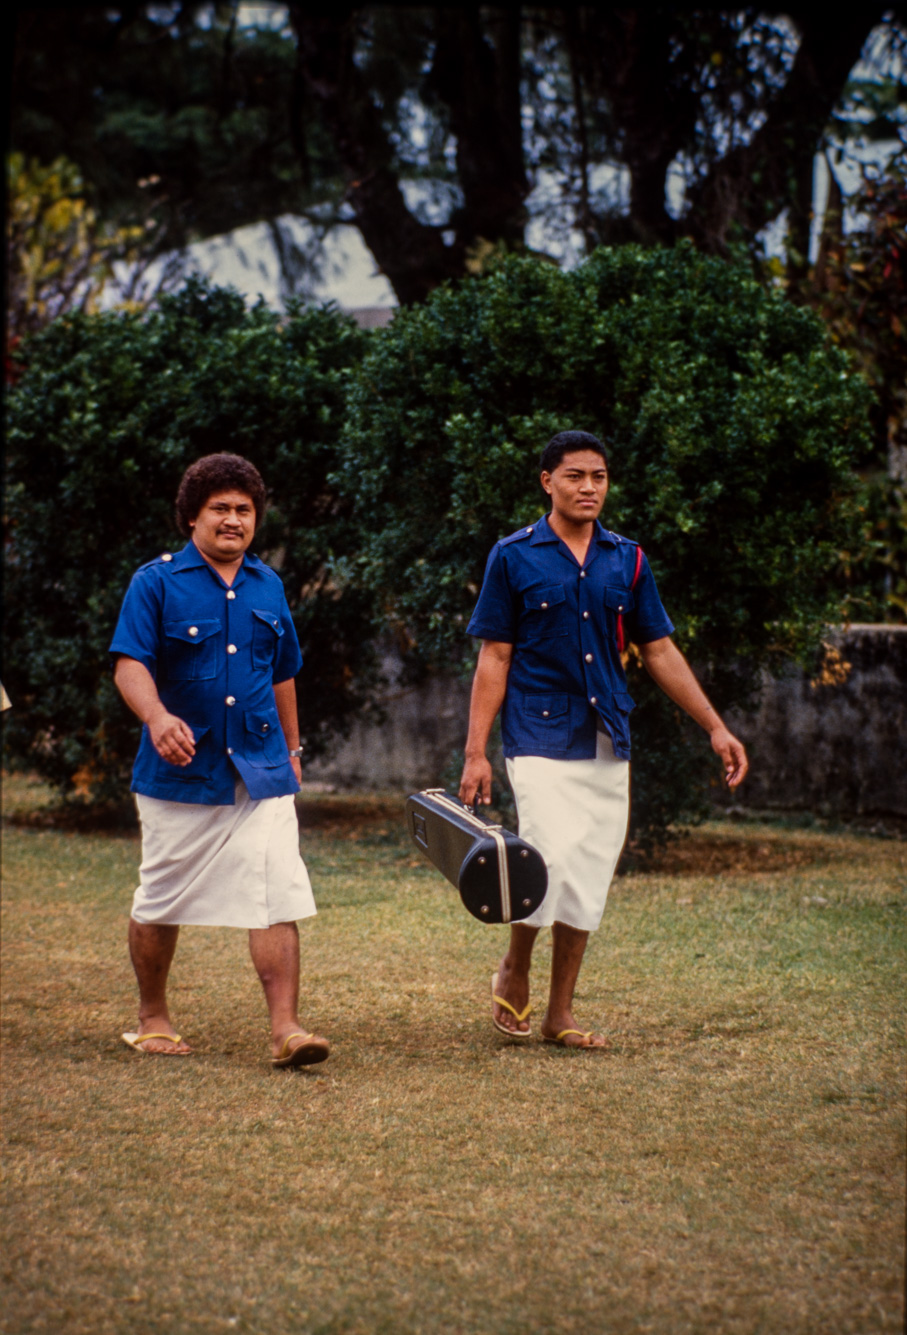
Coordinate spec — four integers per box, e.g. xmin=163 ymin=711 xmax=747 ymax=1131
xmin=111 ymin=452 xmax=329 ymax=1067
xmin=459 ymin=430 xmax=747 ymax=1048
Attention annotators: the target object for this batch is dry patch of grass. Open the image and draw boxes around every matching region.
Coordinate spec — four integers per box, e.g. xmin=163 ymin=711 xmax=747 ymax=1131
xmin=2 ymin=782 xmax=905 ymax=1334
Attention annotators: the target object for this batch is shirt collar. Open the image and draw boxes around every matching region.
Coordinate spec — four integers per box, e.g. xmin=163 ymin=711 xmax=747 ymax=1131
xmin=528 ymin=513 xmax=618 ymax=548
xmin=171 ymin=540 xmax=261 ymax=588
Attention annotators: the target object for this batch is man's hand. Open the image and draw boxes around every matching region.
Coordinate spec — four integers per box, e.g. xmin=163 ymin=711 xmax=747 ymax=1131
xmin=148 ymin=710 xmax=196 ymax=767
xmin=710 ymin=726 xmax=748 ymax=789
xmin=290 ymin=756 xmax=302 ymax=785
xmin=459 ymin=754 xmax=494 ymax=807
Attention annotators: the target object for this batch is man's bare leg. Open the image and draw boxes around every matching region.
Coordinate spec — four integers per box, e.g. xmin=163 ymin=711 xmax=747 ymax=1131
xmin=540 ymin=921 xmax=609 ymax=1049
xmin=492 ymin=922 xmax=539 ymax=1034
xmin=248 ymin=921 xmax=328 ymax=1061
xmin=128 ymin=919 xmax=191 ymax=1053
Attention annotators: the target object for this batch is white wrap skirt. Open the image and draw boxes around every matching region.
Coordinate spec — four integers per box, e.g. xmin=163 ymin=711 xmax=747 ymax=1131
xmin=505 ymin=729 xmax=630 ymax=932
xmin=132 ymin=781 xmax=316 ymax=928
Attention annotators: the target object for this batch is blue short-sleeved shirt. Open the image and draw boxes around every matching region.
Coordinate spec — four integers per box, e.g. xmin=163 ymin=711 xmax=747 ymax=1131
xmin=110 ymin=541 xmax=303 ymax=804
xmin=466 ymin=513 xmax=674 ymax=761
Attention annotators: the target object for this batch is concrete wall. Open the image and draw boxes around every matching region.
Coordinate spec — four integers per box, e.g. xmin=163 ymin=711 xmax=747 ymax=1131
xmin=723 ymin=625 xmax=907 ymax=819
xmin=305 ymin=626 xmax=907 ymax=818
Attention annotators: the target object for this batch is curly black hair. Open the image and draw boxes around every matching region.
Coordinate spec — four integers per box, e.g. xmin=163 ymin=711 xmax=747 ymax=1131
xmin=174 ymin=453 xmax=268 ymax=537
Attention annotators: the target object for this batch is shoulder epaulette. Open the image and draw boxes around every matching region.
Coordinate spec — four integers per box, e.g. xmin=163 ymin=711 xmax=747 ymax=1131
xmin=499 ymin=525 xmax=537 ymax=547
xmin=136 ymin=552 xmax=175 ymax=574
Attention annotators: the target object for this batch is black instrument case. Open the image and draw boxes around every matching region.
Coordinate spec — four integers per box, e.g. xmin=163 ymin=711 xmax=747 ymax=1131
xmin=405 ymin=788 xmax=547 ymax=923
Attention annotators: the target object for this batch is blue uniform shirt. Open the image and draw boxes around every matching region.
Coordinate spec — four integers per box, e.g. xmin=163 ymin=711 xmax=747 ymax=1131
xmin=466 ymin=513 xmax=674 ymax=761
xmin=110 ymin=542 xmax=303 ymax=804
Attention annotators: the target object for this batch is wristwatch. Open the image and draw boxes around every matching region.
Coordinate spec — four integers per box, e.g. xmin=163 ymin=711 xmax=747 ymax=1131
xmin=288 ymin=747 xmax=304 ymax=758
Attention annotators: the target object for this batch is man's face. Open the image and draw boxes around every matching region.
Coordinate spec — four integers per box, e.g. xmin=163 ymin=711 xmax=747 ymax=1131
xmin=190 ymin=489 xmax=256 ymax=564
xmin=540 ymin=449 xmax=609 ymax=524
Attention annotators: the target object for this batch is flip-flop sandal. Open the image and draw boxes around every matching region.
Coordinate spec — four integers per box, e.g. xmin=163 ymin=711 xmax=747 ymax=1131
xmin=122 ymin=1031 xmax=190 ymax=1056
xmin=272 ymin=1031 xmax=330 ymax=1068
xmin=543 ymin=1028 xmax=610 ymax=1050
xmin=491 ymin=972 xmax=532 ymax=1039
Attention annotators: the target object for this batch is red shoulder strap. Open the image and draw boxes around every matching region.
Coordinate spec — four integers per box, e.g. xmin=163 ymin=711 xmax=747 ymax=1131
xmin=630 ymin=544 xmax=644 ymax=589
xmin=616 ymin=546 xmax=643 ymax=654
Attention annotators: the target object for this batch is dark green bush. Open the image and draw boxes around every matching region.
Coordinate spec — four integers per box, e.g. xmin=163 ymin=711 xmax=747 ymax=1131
xmin=335 ymin=245 xmax=872 ymax=845
xmin=3 ymin=279 xmax=374 ymax=805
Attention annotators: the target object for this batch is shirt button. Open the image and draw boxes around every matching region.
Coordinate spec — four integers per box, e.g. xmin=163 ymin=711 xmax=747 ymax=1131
xmin=227 ymin=644 xmax=237 ymax=654
xmin=262 ymin=723 xmax=269 ymax=731
xmin=590 ymin=696 xmax=598 ymax=705
xmin=580 ymin=570 xmax=586 ymax=578
xmin=542 ymin=710 xmax=550 ymax=718
xmin=540 ymin=602 xmax=549 ymax=610
xmin=226 ymin=590 xmax=236 ymax=600
xmin=583 ymin=611 xmax=590 ymax=620
xmin=526 ymin=526 xmax=534 ymax=534
xmin=188 ymin=626 xmax=198 ymax=637
xmin=227 ymin=747 xmax=234 ymax=756
xmin=585 ymin=653 xmax=593 ymax=663
xmin=618 ymin=605 xmax=624 ymax=612
xmin=225 ymin=696 xmax=236 ymax=706
xmin=161 ymin=553 xmax=172 ymax=562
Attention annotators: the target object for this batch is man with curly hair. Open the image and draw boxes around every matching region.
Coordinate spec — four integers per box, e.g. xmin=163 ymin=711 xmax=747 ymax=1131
xmin=110 ymin=452 xmax=329 ymax=1067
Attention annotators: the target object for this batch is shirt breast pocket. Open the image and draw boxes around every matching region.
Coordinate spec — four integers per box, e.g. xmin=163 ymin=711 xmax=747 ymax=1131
xmin=244 ymin=707 xmax=286 ymax=767
xmin=603 ymin=587 xmax=635 ymax=616
xmin=162 ymin=619 xmax=221 ymax=681
xmin=252 ymin=607 xmax=285 ymax=669
xmin=522 ymin=584 xmax=568 ymax=639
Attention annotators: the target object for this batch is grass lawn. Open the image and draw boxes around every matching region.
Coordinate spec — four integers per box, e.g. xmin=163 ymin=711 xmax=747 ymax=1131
xmin=1 ymin=773 xmax=905 ymax=1334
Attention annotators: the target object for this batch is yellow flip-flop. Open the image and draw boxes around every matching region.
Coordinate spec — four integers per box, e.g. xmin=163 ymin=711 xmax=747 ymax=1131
xmin=491 ymin=972 xmax=532 ymax=1039
xmin=121 ymin=1031 xmax=190 ymax=1056
xmin=543 ymin=1028 xmax=610 ymax=1050
xmin=272 ymin=1031 xmax=330 ymax=1068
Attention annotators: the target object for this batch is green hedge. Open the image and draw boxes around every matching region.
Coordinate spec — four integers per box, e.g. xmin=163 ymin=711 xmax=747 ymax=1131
xmin=3 ymin=280 xmax=375 ymax=805
xmin=335 ymin=245 xmax=872 ymax=843
xmin=4 ymin=250 xmax=872 ymax=842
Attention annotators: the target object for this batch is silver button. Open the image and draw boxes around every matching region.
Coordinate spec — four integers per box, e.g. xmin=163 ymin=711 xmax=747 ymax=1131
xmin=225 ymin=696 xmax=236 ymax=706
xmin=188 ymin=626 xmax=198 ymax=637
xmin=618 ymin=605 xmax=624 ymax=612
xmin=585 ymin=653 xmax=593 ymax=663
xmin=226 ymin=590 xmax=236 ymax=600
xmin=262 ymin=723 xmax=269 ymax=732
xmin=227 ymin=644 xmax=237 ymax=654
xmin=227 ymin=747 xmax=234 ymax=756
xmin=583 ymin=611 xmax=590 ymax=619
xmin=540 ymin=601 xmax=549 ymax=610
xmin=161 ymin=553 xmax=173 ymax=562
xmin=590 ymin=696 xmax=598 ymax=705
xmin=580 ymin=570 xmax=586 ymax=578
xmin=273 ymin=620 xmax=278 ymax=628
xmin=526 ymin=527 xmax=534 ymax=534
xmin=542 ymin=710 xmax=550 ymax=718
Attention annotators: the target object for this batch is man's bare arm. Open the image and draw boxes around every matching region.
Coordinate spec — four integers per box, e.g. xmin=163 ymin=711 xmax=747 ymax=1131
xmin=637 ymin=636 xmax=749 ymax=789
xmin=458 ymin=640 xmax=514 ymax=806
xmin=113 ymin=656 xmax=196 ymax=767
xmin=273 ymin=677 xmax=302 ymax=784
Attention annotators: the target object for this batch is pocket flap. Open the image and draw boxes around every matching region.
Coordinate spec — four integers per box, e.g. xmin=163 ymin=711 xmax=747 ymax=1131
xmin=613 ymin=692 xmax=636 ymax=714
xmin=245 ymin=708 xmax=280 ymax=737
xmin=163 ymin=618 xmax=221 ymax=644
xmin=523 ymin=584 xmax=566 ymax=612
xmin=603 ymin=587 xmax=635 ymax=613
xmin=525 ymin=693 xmax=569 ymax=720
xmin=252 ymin=608 xmax=285 ymax=638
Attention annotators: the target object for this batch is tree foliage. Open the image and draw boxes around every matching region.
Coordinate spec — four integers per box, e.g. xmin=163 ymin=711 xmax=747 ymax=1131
xmin=334 ymin=247 xmax=871 ymax=843
xmin=811 ymin=160 xmax=907 ymax=619
xmin=6 ymin=152 xmax=147 ymax=344
xmin=11 ymin=5 xmax=900 ymax=303
xmin=3 ymin=281 xmax=374 ymax=807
